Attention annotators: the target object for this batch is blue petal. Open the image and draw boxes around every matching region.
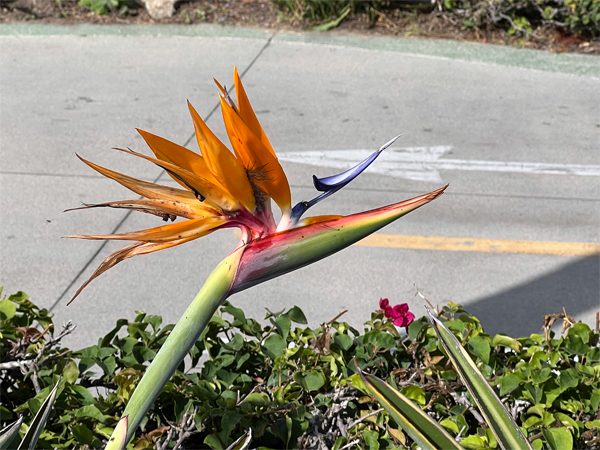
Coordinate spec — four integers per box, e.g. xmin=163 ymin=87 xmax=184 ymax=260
xmin=313 ymin=135 xmax=400 ymax=191
xmin=290 ymin=135 xmax=401 ymax=225
xmin=291 ymin=200 xmax=309 ymax=220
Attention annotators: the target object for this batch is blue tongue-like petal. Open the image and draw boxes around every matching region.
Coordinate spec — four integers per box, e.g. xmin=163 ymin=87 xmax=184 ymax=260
xmin=312 ymin=135 xmax=400 ymax=192
xmin=290 ymin=135 xmax=401 ymax=225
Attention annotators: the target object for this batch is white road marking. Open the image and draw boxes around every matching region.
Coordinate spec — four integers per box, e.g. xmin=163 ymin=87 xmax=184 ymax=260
xmin=278 ymin=147 xmax=600 ymax=183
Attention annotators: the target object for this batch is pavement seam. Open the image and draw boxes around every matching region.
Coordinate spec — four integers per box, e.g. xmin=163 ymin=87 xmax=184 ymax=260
xmin=49 ymin=32 xmax=276 ymax=312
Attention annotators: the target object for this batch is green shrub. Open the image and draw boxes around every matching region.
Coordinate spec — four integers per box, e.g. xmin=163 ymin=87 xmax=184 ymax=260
xmin=77 ymin=0 xmax=134 ymax=16
xmin=271 ymin=0 xmax=388 ymax=24
xmin=564 ymin=0 xmax=600 ymax=35
xmin=438 ymin=0 xmax=599 ymax=37
xmin=1 ymin=289 xmax=599 ymax=449
xmin=270 ymin=0 xmax=599 ymax=38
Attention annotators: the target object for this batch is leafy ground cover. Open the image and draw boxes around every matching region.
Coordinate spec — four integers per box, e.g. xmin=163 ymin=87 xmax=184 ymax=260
xmin=0 ymin=0 xmax=598 ymax=54
xmin=1 ymin=288 xmax=599 ymax=449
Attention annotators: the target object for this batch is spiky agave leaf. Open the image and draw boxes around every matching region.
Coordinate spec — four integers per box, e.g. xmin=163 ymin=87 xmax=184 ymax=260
xmin=358 ymin=364 xmax=463 ymax=450
xmin=17 ymin=379 xmax=61 ymax=450
xmin=425 ymin=307 xmax=533 ymax=450
xmin=226 ymin=429 xmax=252 ymax=450
xmin=0 ymin=416 xmax=23 ymax=449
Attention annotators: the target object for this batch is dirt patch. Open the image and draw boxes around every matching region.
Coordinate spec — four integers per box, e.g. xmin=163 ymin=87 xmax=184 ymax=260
xmin=1 ymin=0 xmax=598 ymax=55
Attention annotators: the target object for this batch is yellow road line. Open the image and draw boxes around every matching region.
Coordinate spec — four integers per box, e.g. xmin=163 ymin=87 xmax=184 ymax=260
xmin=354 ymin=234 xmax=600 ymax=257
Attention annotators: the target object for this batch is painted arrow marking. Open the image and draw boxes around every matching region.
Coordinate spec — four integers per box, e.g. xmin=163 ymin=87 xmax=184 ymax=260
xmin=278 ymin=146 xmax=600 ymax=183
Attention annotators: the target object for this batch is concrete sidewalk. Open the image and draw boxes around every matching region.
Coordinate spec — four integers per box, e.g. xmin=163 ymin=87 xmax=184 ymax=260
xmin=1 ymin=24 xmax=598 ymax=348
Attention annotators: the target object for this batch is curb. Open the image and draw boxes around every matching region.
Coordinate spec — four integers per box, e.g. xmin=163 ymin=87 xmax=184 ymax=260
xmin=1 ymin=23 xmax=598 ymax=78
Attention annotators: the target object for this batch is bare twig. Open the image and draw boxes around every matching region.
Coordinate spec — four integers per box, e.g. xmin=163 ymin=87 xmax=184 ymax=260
xmin=0 ymin=360 xmax=28 ymax=370
xmin=157 ymin=404 xmax=198 ymax=450
xmin=173 ymin=405 xmax=198 ymax=449
xmin=347 ymin=408 xmax=383 ymax=429
xmin=327 ymin=310 xmax=348 ymax=326
xmin=339 ymin=439 xmax=360 ymax=450
xmin=156 ymin=427 xmax=175 ymax=450
xmin=369 ymin=7 xmax=399 ymax=29
xmin=31 ymin=366 xmax=41 ymax=394
xmin=397 ymin=371 xmax=420 ymax=387
xmin=498 ymin=12 xmax=542 ymax=39
xmin=415 ymin=286 xmax=440 ymax=317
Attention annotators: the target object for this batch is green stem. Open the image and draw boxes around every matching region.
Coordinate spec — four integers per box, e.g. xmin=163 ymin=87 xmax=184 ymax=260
xmin=119 ymin=249 xmax=242 ymax=444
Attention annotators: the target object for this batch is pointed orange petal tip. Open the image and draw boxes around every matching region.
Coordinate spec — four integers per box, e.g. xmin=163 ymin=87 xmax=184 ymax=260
xmin=213 ymin=78 xmax=226 ymax=95
xmin=230 ymin=185 xmax=448 ymax=293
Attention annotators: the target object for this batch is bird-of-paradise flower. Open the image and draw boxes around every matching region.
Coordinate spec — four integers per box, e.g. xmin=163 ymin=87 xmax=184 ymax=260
xmin=68 ymin=68 xmax=447 ymax=446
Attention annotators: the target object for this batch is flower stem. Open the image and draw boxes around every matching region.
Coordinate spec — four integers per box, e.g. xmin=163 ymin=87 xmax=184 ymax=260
xmin=119 ymin=249 xmax=243 ymax=444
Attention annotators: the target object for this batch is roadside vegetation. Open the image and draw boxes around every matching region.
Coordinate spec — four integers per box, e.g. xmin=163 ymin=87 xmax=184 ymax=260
xmin=2 ymin=289 xmax=599 ymax=449
xmin=272 ymin=0 xmax=599 ymax=38
xmin=1 ymin=0 xmax=598 ymax=53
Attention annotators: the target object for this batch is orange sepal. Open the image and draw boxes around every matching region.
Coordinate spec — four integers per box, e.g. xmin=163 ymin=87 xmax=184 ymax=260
xmin=233 ymin=67 xmax=275 ymax=157
xmin=66 ymin=216 xmax=225 ymax=243
xmin=297 ymin=215 xmax=344 ymax=227
xmin=137 ymin=129 xmax=220 ymax=188
xmin=65 ymin=198 xmax=218 ymax=221
xmin=187 ymin=102 xmax=256 ymax=213
xmin=114 ymin=148 xmax=239 ymax=213
xmin=213 ymin=78 xmax=239 ymax=114
xmin=76 ymin=155 xmax=204 ymax=204
xmin=220 ymin=96 xmax=291 ymax=214
xmin=67 ymin=237 xmax=195 ymax=305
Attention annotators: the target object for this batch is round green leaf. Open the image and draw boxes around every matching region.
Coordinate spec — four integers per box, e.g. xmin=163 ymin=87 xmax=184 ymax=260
xmin=262 ymin=334 xmax=287 ymax=359
xmin=286 ymin=306 xmax=307 ymax=324
xmin=242 ymin=392 xmax=270 ymax=406
xmin=72 ymin=424 xmax=94 ymax=445
xmin=460 ymin=435 xmax=486 ymax=449
xmin=468 ymin=335 xmax=490 ymax=364
xmin=63 ymin=360 xmax=80 ymax=385
xmin=401 ymin=385 xmax=426 ymax=406
xmin=334 ymin=334 xmax=354 ymax=351
xmin=362 ymin=429 xmax=380 ymax=450
xmin=363 ymin=330 xmax=395 ymax=351
xmin=294 ymin=370 xmax=325 ymax=392
xmin=0 ymin=300 xmax=17 ymax=321
xmin=542 ymin=427 xmax=573 ymax=450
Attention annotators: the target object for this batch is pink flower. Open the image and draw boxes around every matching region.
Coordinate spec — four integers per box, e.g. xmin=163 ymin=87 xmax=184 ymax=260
xmin=379 ymin=298 xmax=389 ymax=311
xmin=378 ymin=299 xmax=415 ymax=327
xmin=390 ymin=303 xmax=415 ymax=327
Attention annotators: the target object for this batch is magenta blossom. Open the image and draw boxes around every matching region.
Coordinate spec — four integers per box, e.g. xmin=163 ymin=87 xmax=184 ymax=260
xmin=389 ymin=303 xmax=415 ymax=327
xmin=378 ymin=298 xmax=394 ymax=319
xmin=379 ymin=298 xmax=415 ymax=327
xmin=379 ymin=298 xmax=390 ymax=311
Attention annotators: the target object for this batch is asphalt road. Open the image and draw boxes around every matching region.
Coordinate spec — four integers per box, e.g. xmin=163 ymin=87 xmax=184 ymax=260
xmin=1 ymin=24 xmax=598 ymax=348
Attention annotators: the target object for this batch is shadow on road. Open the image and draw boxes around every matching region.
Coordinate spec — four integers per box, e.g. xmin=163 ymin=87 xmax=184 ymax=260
xmin=466 ymin=255 xmax=599 ymax=337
